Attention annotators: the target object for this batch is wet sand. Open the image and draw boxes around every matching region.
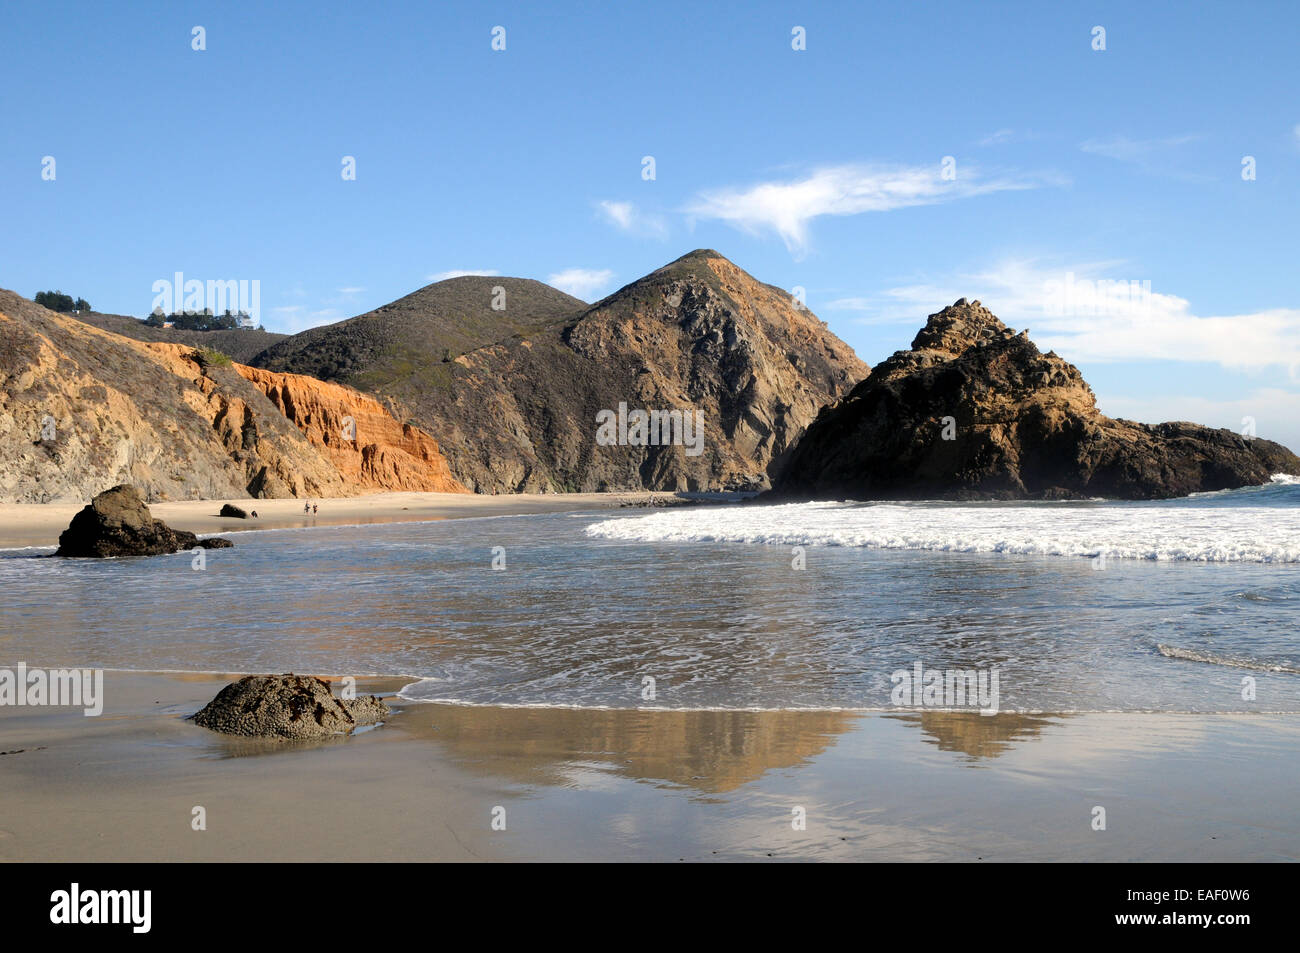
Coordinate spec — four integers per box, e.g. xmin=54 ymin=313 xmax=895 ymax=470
xmin=1 ymin=671 xmax=1297 ymax=862
xmin=0 ymin=491 xmax=683 ymax=549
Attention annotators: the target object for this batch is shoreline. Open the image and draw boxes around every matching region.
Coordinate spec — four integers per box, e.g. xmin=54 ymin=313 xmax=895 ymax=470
xmin=0 ymin=490 xmax=702 ymax=550
xmin=2 ymin=670 xmax=1297 ymax=861
xmin=4 ymin=664 xmax=1297 ymax=715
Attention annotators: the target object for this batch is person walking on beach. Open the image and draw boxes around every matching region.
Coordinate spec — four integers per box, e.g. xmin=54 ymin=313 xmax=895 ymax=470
xmin=312 ymin=503 xmax=318 ymax=515
xmin=304 ymin=501 xmax=311 ymax=514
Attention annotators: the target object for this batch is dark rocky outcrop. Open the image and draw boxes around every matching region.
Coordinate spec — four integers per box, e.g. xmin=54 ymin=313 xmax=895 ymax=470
xmin=219 ymin=503 xmax=248 ymax=518
xmin=190 ymin=673 xmax=391 ymax=739
xmin=251 ymin=251 xmax=870 ymax=492
xmin=772 ymin=299 xmax=1300 ymax=501
xmin=55 ymin=484 xmax=233 ymax=557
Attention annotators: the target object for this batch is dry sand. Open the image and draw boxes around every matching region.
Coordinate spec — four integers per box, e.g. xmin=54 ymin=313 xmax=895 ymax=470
xmin=0 ymin=490 xmax=680 ymax=549
xmin=2 ymin=671 xmax=1298 ymax=861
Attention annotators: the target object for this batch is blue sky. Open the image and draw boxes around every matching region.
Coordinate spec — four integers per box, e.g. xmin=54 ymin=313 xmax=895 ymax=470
xmin=5 ymin=1 xmax=1300 ymax=449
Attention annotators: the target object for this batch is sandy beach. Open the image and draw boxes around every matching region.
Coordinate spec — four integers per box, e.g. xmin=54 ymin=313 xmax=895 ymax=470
xmin=1 ymin=670 xmax=1298 ymax=862
xmin=0 ymin=490 xmax=686 ymax=550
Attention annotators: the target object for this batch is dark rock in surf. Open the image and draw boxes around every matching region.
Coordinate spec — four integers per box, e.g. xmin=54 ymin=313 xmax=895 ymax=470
xmin=190 ymin=673 xmax=391 ymax=739
xmin=55 ymin=484 xmax=234 ymax=557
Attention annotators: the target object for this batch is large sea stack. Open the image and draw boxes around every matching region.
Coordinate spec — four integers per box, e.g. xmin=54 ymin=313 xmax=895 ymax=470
xmin=772 ymin=299 xmax=1300 ymax=501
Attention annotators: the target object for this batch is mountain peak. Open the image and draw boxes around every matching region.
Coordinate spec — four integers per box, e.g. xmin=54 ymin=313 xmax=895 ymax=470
xmin=910 ymin=297 xmax=1012 ymax=357
xmin=648 ymin=248 xmax=741 ymax=281
xmin=673 ymin=248 xmax=729 ymax=263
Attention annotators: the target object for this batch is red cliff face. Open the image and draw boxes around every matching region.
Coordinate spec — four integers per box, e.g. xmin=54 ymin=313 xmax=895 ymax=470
xmin=230 ymin=363 xmax=467 ymax=494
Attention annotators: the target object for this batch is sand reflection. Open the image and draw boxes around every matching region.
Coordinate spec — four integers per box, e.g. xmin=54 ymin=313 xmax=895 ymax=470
xmin=404 ymin=704 xmax=860 ymax=793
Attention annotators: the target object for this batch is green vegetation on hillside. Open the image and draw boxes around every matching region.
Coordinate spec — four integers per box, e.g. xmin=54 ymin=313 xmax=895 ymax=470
xmin=64 ymin=309 xmax=288 ymax=364
xmin=34 ymin=290 xmax=91 ymax=312
xmin=250 ymin=275 xmax=587 ymax=386
xmin=193 ymin=346 xmax=233 ymax=369
xmin=146 ymin=309 xmax=252 ymax=331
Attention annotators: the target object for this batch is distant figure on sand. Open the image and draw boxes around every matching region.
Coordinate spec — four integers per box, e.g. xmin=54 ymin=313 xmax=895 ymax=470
xmin=250 ymin=510 xmax=259 ymax=519
xmin=304 ymin=501 xmax=311 ymax=514
xmin=313 ymin=504 xmax=318 ymax=515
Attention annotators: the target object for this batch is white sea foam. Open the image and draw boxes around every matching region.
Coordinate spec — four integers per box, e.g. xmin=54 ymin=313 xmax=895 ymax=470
xmin=1157 ymin=644 xmax=1300 ymax=673
xmin=585 ymin=487 xmax=1300 ymax=563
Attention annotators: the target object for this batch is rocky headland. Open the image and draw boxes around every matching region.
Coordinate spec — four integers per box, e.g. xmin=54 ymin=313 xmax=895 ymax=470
xmin=771 ymin=299 xmax=1300 ymax=500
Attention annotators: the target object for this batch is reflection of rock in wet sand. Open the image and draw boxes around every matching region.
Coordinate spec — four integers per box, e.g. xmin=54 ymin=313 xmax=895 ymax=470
xmin=889 ymin=711 xmax=1068 ymax=760
xmin=406 ymin=705 xmax=860 ymax=793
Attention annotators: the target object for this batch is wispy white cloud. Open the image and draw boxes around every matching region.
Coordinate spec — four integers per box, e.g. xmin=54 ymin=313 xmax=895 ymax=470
xmin=845 ymin=258 xmax=1300 ymax=373
xmin=548 ymin=268 xmax=615 ymax=301
xmin=824 ymin=297 xmax=874 ymax=313
xmin=978 ymin=128 xmax=1015 ymax=146
xmin=684 ymin=163 xmax=1060 ymax=257
xmin=427 ymin=269 xmax=499 ymax=282
xmin=977 ymin=129 xmax=1042 ymax=147
xmin=1293 ymin=123 xmax=1300 ymax=150
xmin=597 ymin=200 xmax=668 ymax=238
xmin=337 ymin=286 xmax=365 ymax=295
xmin=1080 ymin=134 xmax=1200 ymax=163
xmin=1079 ymin=134 xmax=1209 ymax=181
xmin=268 ymin=305 xmax=344 ymax=334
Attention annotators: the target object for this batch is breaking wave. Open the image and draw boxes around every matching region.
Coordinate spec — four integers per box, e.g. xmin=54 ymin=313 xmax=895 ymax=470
xmin=585 ymin=479 xmax=1300 ymax=563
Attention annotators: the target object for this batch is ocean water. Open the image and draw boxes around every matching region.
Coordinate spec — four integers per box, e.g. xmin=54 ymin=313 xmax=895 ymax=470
xmin=2 ymin=478 xmax=1299 ymax=713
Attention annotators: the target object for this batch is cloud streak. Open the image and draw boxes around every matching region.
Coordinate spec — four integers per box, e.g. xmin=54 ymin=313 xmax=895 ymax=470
xmin=548 ymin=267 xmax=615 ymax=301
xmin=684 ymin=163 xmax=1059 ymax=256
xmin=1079 ymin=135 xmax=1209 ymax=181
xmin=1080 ymin=134 xmax=1200 ymax=163
xmin=843 ymin=258 xmax=1300 ymax=373
xmin=597 ymin=200 xmax=668 ymax=238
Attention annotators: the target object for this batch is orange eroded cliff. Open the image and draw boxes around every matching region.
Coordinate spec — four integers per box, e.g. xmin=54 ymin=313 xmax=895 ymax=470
xmin=229 ymin=363 xmax=467 ymax=494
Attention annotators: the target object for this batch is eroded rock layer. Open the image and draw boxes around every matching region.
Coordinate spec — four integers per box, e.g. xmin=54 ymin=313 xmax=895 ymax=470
xmin=0 ymin=289 xmax=465 ymax=502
